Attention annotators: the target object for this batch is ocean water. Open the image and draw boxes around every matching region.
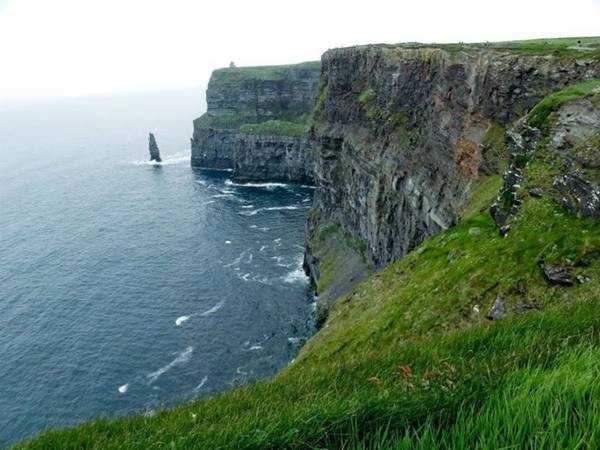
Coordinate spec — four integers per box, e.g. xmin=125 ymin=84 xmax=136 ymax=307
xmin=0 ymin=91 xmax=315 ymax=446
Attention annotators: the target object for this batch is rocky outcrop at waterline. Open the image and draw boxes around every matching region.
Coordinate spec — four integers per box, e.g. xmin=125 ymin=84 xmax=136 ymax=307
xmin=190 ymin=62 xmax=320 ymax=183
xmin=149 ymin=133 xmax=162 ymax=162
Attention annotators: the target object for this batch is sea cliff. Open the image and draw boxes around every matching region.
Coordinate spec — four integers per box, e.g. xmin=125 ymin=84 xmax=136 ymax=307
xmin=191 ymin=62 xmax=320 ymax=183
xmin=305 ymin=43 xmax=600 ymax=316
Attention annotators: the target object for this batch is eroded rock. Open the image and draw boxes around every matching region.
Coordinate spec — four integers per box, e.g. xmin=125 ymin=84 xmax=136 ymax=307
xmin=486 ymin=295 xmax=505 ymax=320
xmin=541 ymin=264 xmax=575 ymax=286
xmin=148 ymin=133 xmax=161 ymax=162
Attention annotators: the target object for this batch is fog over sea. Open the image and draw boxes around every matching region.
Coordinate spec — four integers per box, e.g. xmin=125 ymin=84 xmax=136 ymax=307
xmin=0 ymin=89 xmax=315 ymax=446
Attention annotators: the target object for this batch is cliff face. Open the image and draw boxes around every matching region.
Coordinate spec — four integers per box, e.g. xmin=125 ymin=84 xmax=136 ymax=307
xmin=306 ymin=44 xmax=600 ymax=310
xmin=191 ymin=62 xmax=320 ymax=182
xmin=233 ymin=134 xmax=313 ymax=184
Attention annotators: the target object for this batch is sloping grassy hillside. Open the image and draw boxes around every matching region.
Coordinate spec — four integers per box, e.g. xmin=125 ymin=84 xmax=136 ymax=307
xmin=17 ymin=133 xmax=600 ymax=449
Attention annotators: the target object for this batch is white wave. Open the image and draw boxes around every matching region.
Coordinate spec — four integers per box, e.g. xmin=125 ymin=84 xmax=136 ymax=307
xmin=288 ymin=337 xmax=303 ymax=344
xmin=201 ymin=200 xmax=216 ymax=206
xmin=225 ymin=180 xmax=290 ymax=189
xmin=147 ymin=346 xmax=193 ymax=384
xmin=223 ymin=252 xmax=245 ymax=268
xmin=210 ymin=194 xmax=235 ymax=199
xmin=175 ymin=315 xmax=192 ymax=327
xmin=133 ymin=150 xmax=190 ymax=166
xmin=300 ymin=184 xmax=316 ymax=189
xmin=241 ymin=205 xmax=255 ymax=209
xmin=240 ymin=205 xmax=303 ymax=216
xmin=196 ymin=180 xmax=208 ymax=186
xmin=259 ymin=245 xmax=268 ymax=252
xmin=225 ymin=240 xmax=232 ymax=244
xmin=236 ymin=367 xmax=248 ymax=375
xmin=283 ymin=268 xmax=308 ymax=284
xmin=118 ymin=383 xmax=129 ymax=394
xmin=194 ymin=375 xmax=208 ymax=392
xmin=283 ymin=255 xmax=308 ymax=283
xmin=249 ymin=345 xmax=263 ymax=351
xmin=200 ymin=300 xmax=224 ymax=316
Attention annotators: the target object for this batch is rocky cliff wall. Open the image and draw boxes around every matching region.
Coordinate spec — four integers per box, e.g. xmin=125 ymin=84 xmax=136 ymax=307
xmin=305 ymin=44 xmax=600 ymax=310
xmin=233 ymin=134 xmax=313 ymax=184
xmin=191 ymin=62 xmax=320 ymax=182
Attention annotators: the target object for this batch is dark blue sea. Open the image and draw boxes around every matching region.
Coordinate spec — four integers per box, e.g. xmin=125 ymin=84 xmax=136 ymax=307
xmin=0 ymin=90 xmax=315 ymax=446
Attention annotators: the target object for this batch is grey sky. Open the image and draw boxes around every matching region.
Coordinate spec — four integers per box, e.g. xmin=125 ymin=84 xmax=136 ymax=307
xmin=0 ymin=0 xmax=599 ymax=101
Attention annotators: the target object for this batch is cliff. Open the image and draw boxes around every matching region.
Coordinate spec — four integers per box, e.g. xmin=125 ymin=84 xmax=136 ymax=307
xmin=191 ymin=62 xmax=320 ymax=182
xmin=305 ymin=43 xmax=600 ymax=315
xmin=18 ymin=37 xmax=600 ymax=450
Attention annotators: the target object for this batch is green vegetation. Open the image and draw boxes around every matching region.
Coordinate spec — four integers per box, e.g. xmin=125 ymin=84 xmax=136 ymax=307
xmin=460 ymin=175 xmax=502 ymax=221
xmin=358 ymin=88 xmax=376 ymax=104
xmin=17 ymin=126 xmax=600 ymax=448
xmin=207 ymin=111 xmax=244 ymax=129
xmin=528 ymin=79 xmax=600 ymax=131
xmin=408 ymin=36 xmax=600 ymax=59
xmin=313 ymin=79 xmax=329 ymax=117
xmin=480 ymin=123 xmax=509 ymax=175
xmin=211 ymin=61 xmax=321 ymax=83
xmin=239 ymin=120 xmax=309 ymax=138
xmin=311 ymin=222 xmax=368 ymax=295
xmin=490 ymin=36 xmax=600 ymax=58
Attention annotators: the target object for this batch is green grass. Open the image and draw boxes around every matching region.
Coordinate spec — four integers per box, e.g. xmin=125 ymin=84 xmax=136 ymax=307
xmin=528 ymin=79 xmax=600 ymax=131
xmin=211 ymin=61 xmax=320 ymax=83
xmin=409 ymin=36 xmax=600 ymax=59
xmin=239 ymin=120 xmax=309 ymax=138
xmin=16 ymin=132 xmax=600 ymax=448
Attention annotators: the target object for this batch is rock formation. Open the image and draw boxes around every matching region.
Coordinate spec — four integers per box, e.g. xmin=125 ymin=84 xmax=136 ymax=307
xmin=191 ymin=62 xmax=321 ymax=182
xmin=148 ymin=133 xmax=162 ymax=162
xmin=305 ymin=43 xmax=600 ymax=316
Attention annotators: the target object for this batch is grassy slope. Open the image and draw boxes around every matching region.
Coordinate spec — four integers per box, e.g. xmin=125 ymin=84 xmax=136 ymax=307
xmin=18 ymin=138 xmax=600 ymax=448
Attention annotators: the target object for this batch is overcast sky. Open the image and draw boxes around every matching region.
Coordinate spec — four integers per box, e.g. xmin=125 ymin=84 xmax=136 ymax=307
xmin=0 ymin=0 xmax=599 ymax=101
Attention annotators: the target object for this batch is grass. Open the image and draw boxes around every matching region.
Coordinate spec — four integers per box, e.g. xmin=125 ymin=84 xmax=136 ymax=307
xmin=528 ymin=79 xmax=600 ymax=131
xmin=211 ymin=61 xmax=320 ymax=83
xmin=15 ymin=126 xmax=600 ymax=448
xmin=239 ymin=120 xmax=309 ymax=138
xmin=402 ymin=36 xmax=600 ymax=59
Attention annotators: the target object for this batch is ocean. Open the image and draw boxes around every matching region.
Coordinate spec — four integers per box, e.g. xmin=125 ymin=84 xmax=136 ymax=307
xmin=0 ymin=89 xmax=315 ymax=446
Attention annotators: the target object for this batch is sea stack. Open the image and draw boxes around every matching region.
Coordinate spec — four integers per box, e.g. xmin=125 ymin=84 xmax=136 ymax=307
xmin=148 ymin=133 xmax=162 ymax=162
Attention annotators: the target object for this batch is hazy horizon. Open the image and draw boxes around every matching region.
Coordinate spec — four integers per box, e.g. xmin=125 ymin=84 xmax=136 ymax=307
xmin=1 ymin=0 xmax=599 ymax=102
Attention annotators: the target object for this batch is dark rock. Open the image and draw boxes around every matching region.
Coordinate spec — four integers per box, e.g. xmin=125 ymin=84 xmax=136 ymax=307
xmin=232 ymin=134 xmax=313 ymax=184
xmin=529 ymin=188 xmax=544 ymax=198
xmin=486 ymin=295 xmax=505 ymax=320
xmin=148 ymin=133 xmax=161 ymax=162
xmin=499 ymin=224 xmax=512 ymax=236
xmin=512 ymin=302 xmax=538 ymax=314
xmin=553 ymin=173 xmax=600 ymax=218
xmin=541 ymin=264 xmax=575 ymax=286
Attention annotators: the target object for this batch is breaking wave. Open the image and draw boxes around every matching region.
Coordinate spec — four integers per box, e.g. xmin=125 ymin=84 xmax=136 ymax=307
xmin=147 ymin=346 xmax=194 ymax=384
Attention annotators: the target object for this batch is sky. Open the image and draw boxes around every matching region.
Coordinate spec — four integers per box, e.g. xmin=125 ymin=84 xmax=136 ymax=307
xmin=0 ymin=0 xmax=599 ymax=101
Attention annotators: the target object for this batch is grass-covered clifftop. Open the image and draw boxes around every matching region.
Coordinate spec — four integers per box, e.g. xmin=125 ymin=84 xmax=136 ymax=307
xmin=18 ymin=89 xmax=600 ymax=448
